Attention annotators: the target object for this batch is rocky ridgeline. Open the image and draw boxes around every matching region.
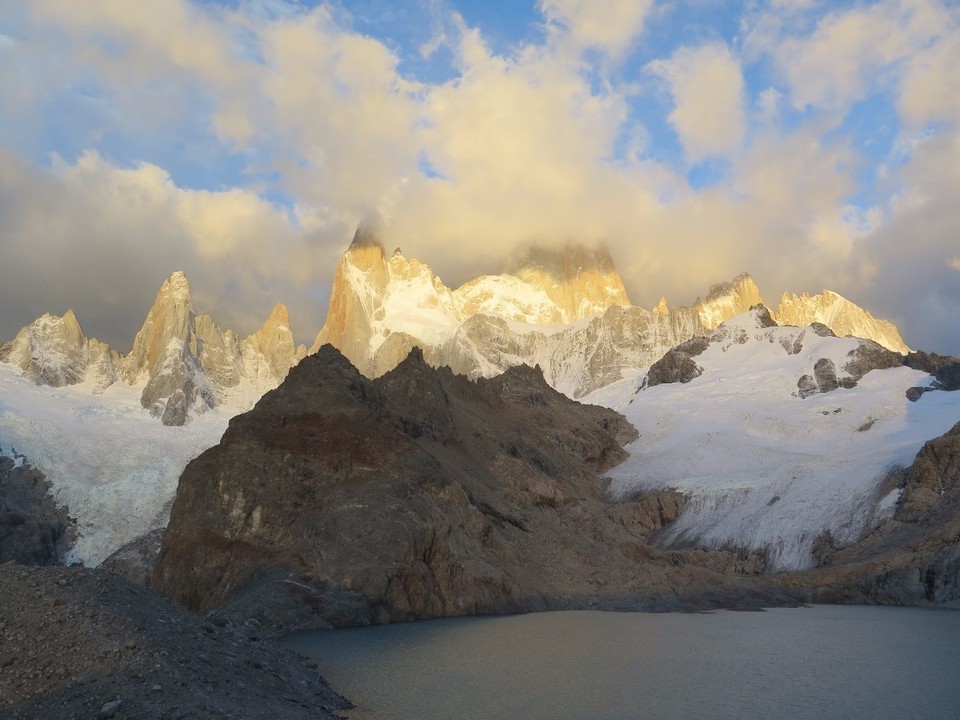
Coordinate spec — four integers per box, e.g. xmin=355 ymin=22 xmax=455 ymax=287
xmin=1 ymin=227 xmax=912 ymax=420
xmin=152 ymin=344 xmax=784 ymax=630
xmin=314 ymin=230 xmax=910 ymax=398
xmin=0 ymin=272 xmax=305 ymax=425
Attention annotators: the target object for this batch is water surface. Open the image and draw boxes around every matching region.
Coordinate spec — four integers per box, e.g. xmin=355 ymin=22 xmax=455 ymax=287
xmin=285 ymin=606 xmax=960 ymax=720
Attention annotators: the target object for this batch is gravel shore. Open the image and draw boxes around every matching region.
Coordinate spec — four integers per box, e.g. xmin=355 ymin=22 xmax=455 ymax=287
xmin=0 ymin=562 xmax=352 ymax=720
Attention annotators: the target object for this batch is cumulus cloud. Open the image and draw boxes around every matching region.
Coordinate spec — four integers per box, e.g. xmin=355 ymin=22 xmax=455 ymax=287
xmin=856 ymin=129 xmax=960 ymax=354
xmin=0 ymin=148 xmax=328 ymax=348
xmin=538 ymin=0 xmax=655 ymax=55
xmin=1 ymin=0 xmax=959 ymax=356
xmin=646 ymin=43 xmax=746 ymax=162
xmin=767 ymin=0 xmax=954 ymax=115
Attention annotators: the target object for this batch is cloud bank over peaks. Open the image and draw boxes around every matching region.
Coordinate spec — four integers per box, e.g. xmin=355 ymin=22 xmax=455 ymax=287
xmin=0 ymin=1 xmax=958 ymax=354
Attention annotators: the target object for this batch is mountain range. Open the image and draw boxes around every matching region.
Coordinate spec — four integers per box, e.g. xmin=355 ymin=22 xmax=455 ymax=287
xmin=3 ymin=226 xmax=956 ymax=581
xmin=0 ymin=226 xmax=909 ymax=425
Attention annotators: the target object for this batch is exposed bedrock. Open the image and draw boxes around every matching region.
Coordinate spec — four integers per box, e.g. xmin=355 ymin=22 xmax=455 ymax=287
xmin=152 ymin=346 xmax=783 ymax=630
xmin=0 ymin=455 xmax=74 ymax=566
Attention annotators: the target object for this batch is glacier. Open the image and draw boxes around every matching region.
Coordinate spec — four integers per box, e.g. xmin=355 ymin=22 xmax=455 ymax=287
xmin=593 ymin=312 xmax=960 ymax=571
xmin=0 ymin=362 xmax=228 ymax=565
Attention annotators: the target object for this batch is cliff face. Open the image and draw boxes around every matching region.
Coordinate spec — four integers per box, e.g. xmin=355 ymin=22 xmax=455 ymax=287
xmin=152 ymin=345 xmax=778 ymax=629
xmin=121 ymin=272 xmax=305 ymax=424
xmin=775 ymin=289 xmax=910 ymax=354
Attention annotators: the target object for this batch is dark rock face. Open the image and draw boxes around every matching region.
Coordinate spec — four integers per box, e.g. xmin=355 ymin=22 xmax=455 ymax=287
xmin=645 ymin=337 xmax=708 ymax=387
xmin=101 ymin=529 xmax=165 ymax=585
xmin=0 ymin=455 xmax=74 ymax=565
xmin=843 ymin=340 xmax=903 ymax=378
xmin=798 ymin=342 xmax=902 ymax=398
xmin=152 ymin=346 xmax=782 ymax=629
xmin=797 ymin=358 xmax=845 ymax=398
xmin=897 ymin=422 xmax=960 ymax=522
xmin=904 ymin=351 xmax=960 ymax=391
xmin=750 ymin=304 xmax=778 ymax=328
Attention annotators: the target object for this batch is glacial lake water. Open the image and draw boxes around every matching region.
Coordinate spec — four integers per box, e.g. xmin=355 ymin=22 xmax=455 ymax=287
xmin=284 ymin=606 xmax=960 ymax=720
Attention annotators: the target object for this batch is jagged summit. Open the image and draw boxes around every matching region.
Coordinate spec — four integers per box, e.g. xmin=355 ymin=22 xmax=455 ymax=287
xmin=1 ymin=271 xmax=305 ymax=425
xmin=348 ymin=220 xmax=384 ymax=251
xmin=696 ymin=273 xmax=764 ymax=329
xmin=505 ymin=243 xmax=632 ymax=321
xmin=775 ymin=289 xmax=909 ymax=354
xmin=0 ymin=309 xmax=121 ymax=391
xmin=310 ymin=229 xmax=913 ymax=399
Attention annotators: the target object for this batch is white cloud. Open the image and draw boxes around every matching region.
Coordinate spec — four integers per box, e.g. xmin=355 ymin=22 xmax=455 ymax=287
xmin=2 ymin=0 xmax=960 ymax=356
xmin=769 ymin=0 xmax=952 ymax=114
xmin=0 ymin=148 xmax=327 ymax=348
xmin=646 ymin=43 xmax=746 ymax=162
xmin=538 ymin=0 xmax=654 ymax=55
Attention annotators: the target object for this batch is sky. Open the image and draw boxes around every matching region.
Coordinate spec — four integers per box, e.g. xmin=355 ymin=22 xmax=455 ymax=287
xmin=0 ymin=0 xmax=958 ymax=354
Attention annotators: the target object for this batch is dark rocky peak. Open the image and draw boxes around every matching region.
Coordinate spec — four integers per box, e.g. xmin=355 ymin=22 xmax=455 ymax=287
xmin=842 ymin=340 xmax=902 ymax=379
xmin=809 ymin=322 xmax=836 ymax=338
xmin=750 ymin=304 xmax=778 ymax=328
xmin=152 ymin=342 xmax=651 ymax=626
xmin=374 ymin=347 xmax=458 ymax=441
xmin=482 ymin=363 xmax=553 ymax=406
xmin=252 ymin=344 xmax=377 ymax=416
xmin=644 ymin=340 xmax=706 ymax=388
xmin=347 ymin=220 xmax=385 ymax=252
xmin=904 ymin=351 xmax=960 ymax=392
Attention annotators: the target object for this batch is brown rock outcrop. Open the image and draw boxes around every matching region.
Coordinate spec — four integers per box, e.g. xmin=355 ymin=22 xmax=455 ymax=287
xmin=152 ymin=346 xmax=781 ymax=629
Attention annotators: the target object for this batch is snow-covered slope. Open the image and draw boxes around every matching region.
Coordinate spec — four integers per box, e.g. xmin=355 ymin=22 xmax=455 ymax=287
xmin=593 ymin=309 xmax=960 ymax=571
xmin=0 ymin=362 xmax=228 ymax=565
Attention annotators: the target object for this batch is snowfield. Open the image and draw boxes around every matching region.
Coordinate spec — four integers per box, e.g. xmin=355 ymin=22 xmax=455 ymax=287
xmin=591 ymin=312 xmax=960 ymax=571
xmin=0 ymin=363 xmax=228 ymax=566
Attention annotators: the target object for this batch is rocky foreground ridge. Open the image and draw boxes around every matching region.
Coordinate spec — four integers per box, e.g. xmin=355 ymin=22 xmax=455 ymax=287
xmin=150 ymin=340 xmax=960 ymax=631
xmin=0 ymin=563 xmax=350 ymax=720
xmin=151 ymin=344 xmax=788 ymax=629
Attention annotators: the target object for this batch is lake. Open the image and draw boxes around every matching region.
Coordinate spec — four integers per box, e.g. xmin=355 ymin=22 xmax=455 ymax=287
xmin=284 ymin=606 xmax=960 ymax=720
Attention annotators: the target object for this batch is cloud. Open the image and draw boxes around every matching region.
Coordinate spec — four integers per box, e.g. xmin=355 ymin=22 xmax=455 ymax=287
xmin=0 ymin=148 xmax=327 ymax=348
xmin=766 ymin=0 xmax=953 ymax=115
xmin=538 ymin=0 xmax=654 ymax=55
xmin=1 ymin=0 xmax=959 ymax=357
xmin=856 ymin=129 xmax=960 ymax=354
xmin=646 ymin=43 xmax=746 ymax=162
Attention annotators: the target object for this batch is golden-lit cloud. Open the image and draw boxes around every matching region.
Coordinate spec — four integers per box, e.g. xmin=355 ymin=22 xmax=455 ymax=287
xmin=538 ymin=0 xmax=655 ymax=55
xmin=646 ymin=43 xmax=746 ymax=162
xmin=0 ymin=0 xmax=958 ymax=353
